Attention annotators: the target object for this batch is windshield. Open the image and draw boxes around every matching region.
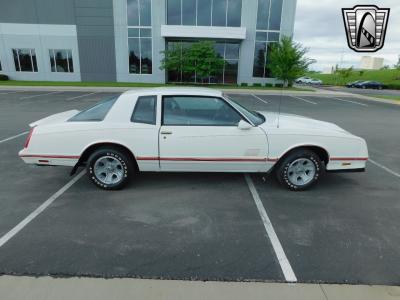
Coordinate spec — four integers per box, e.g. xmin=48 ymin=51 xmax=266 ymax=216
xmin=224 ymin=95 xmax=265 ymax=126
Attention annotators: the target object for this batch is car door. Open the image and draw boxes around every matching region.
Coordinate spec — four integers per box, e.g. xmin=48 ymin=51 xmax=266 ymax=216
xmin=159 ymin=95 xmax=269 ymax=172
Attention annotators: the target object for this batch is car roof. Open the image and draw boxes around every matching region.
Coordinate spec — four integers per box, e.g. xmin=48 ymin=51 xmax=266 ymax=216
xmin=122 ymin=87 xmax=223 ymax=97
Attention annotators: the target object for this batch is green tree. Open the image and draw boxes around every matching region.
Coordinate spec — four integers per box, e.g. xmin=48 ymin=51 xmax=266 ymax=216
xmin=268 ymin=36 xmax=315 ymax=87
xmin=160 ymin=41 xmax=224 ymax=83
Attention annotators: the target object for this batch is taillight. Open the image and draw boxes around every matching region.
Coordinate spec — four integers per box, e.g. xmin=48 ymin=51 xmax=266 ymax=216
xmin=24 ymin=127 xmax=34 ymax=148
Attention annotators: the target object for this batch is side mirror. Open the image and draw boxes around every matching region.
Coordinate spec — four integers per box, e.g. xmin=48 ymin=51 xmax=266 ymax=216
xmin=238 ymin=120 xmax=252 ymax=130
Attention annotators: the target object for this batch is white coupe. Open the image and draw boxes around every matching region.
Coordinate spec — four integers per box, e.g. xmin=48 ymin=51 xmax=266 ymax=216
xmin=19 ymin=88 xmax=368 ymax=191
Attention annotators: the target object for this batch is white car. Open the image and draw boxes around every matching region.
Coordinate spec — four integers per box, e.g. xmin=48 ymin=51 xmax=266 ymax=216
xmin=19 ymin=88 xmax=368 ymax=191
xmin=309 ymin=79 xmax=323 ymax=85
xmin=295 ymin=77 xmax=312 ymax=84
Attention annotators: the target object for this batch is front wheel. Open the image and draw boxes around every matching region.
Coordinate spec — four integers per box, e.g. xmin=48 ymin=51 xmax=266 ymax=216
xmin=87 ymin=148 xmax=133 ymax=190
xmin=276 ymin=149 xmax=323 ymax=191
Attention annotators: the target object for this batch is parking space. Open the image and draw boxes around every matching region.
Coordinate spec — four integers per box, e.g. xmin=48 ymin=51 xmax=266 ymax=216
xmin=0 ymin=90 xmax=399 ymax=285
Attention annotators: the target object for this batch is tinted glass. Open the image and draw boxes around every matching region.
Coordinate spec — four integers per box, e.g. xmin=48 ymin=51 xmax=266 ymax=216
xmin=128 ymin=28 xmax=139 ymax=37
xmin=256 ymin=0 xmax=270 ymax=30
xmin=163 ymin=96 xmax=241 ymax=126
xmin=182 ymin=0 xmax=196 ymax=25
xmin=67 ymin=50 xmax=74 ymax=72
xmin=140 ymin=38 xmax=152 ymax=74
xmin=131 ymin=96 xmax=157 ymax=124
xmin=140 ymin=0 xmax=151 ymax=26
xmin=253 ymin=42 xmax=265 ymax=77
xmin=265 ymin=42 xmax=274 ymax=77
xmin=227 ymin=0 xmax=241 ymax=27
xmin=19 ymin=49 xmax=33 ymax=72
xmin=225 ymin=43 xmax=240 ymax=59
xmin=69 ymin=97 xmax=117 ymax=122
xmin=31 ymin=49 xmax=38 ymax=72
xmin=140 ymin=28 xmax=151 ymax=37
xmin=212 ymin=0 xmax=227 ymax=26
xmin=128 ymin=38 xmax=140 ymax=74
xmin=268 ymin=32 xmax=280 ymax=41
xmin=225 ymin=96 xmax=265 ymax=125
xmin=51 ymin=50 xmax=69 ymax=72
xmin=167 ymin=0 xmax=181 ymax=25
xmin=127 ymin=0 xmax=139 ymax=26
xmin=197 ymin=0 xmax=212 ymax=25
xmin=224 ymin=60 xmax=238 ymax=84
xmin=256 ymin=31 xmax=268 ymax=41
xmin=0 ymin=59 xmax=2 ymax=71
xmin=269 ymin=0 xmax=282 ymax=30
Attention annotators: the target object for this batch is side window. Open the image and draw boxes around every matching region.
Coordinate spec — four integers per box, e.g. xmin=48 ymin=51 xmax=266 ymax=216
xmin=131 ymin=95 xmax=157 ymax=125
xmin=162 ymin=96 xmax=242 ymax=126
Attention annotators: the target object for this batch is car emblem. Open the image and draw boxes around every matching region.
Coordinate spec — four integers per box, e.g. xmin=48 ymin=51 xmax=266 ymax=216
xmin=342 ymin=5 xmax=390 ymax=52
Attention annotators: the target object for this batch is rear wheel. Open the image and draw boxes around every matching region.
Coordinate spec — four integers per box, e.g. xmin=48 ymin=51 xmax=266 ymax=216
xmin=276 ymin=149 xmax=322 ymax=191
xmin=87 ymin=148 xmax=133 ymax=190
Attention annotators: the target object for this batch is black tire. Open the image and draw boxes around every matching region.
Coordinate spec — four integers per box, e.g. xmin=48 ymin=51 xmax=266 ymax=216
xmin=275 ymin=149 xmax=322 ymax=191
xmin=87 ymin=147 xmax=133 ymax=190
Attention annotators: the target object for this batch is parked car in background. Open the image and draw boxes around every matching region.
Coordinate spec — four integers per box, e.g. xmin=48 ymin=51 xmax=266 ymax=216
xmin=346 ymin=80 xmax=365 ymax=88
xmin=309 ymin=79 xmax=322 ymax=85
xmin=19 ymin=87 xmax=368 ymax=192
xmin=295 ymin=77 xmax=312 ymax=84
xmin=354 ymin=81 xmax=385 ymax=90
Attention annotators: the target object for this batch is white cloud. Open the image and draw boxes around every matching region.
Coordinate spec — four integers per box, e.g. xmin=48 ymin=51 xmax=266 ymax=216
xmin=293 ymin=0 xmax=400 ymax=70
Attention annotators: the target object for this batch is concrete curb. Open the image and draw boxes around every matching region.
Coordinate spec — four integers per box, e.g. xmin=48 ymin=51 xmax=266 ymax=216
xmin=0 ymin=276 xmax=399 ymax=300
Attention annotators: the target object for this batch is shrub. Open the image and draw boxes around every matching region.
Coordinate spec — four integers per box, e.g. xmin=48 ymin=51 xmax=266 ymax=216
xmin=0 ymin=74 xmax=9 ymax=81
xmin=252 ymin=83 xmax=262 ymax=87
xmin=264 ymin=83 xmax=273 ymax=87
xmin=387 ymin=84 xmax=400 ymax=90
xmin=275 ymin=83 xmax=284 ymax=88
xmin=240 ymin=82 xmax=248 ymax=87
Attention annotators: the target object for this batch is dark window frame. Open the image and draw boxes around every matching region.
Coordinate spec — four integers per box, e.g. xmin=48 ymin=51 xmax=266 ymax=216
xmin=131 ymin=95 xmax=157 ymax=125
xmin=12 ymin=48 xmax=38 ymax=72
xmin=161 ymin=95 xmax=248 ymax=127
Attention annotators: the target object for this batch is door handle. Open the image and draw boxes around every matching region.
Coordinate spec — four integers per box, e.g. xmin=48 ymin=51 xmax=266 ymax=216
xmin=160 ymin=131 xmax=173 ymax=135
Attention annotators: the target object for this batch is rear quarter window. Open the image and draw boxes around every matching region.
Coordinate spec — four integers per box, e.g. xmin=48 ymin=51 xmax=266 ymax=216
xmin=69 ymin=97 xmax=117 ymax=122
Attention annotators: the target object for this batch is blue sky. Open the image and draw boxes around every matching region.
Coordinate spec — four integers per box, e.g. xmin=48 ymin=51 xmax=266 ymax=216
xmin=294 ymin=0 xmax=399 ymax=71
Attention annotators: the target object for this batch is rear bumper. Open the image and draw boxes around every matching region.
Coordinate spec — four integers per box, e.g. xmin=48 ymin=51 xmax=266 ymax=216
xmin=326 ymin=168 xmax=365 ymax=173
xmin=19 ymin=149 xmax=79 ymax=167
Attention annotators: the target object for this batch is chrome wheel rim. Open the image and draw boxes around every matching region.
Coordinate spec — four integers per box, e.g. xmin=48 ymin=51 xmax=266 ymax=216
xmin=287 ymin=158 xmax=316 ymax=186
xmin=94 ymin=156 xmax=124 ymax=185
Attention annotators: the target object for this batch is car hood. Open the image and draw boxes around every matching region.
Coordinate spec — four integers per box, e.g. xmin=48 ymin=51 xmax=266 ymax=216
xmin=258 ymin=111 xmax=350 ymax=134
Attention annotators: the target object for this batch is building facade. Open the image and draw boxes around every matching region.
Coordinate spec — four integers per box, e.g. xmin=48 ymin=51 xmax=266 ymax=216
xmin=360 ymin=56 xmax=384 ymax=70
xmin=0 ymin=0 xmax=297 ymax=84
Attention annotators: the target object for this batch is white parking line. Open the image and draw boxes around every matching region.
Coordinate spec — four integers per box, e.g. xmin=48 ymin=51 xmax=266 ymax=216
xmin=67 ymin=92 xmax=98 ymax=100
xmin=20 ymin=91 xmax=61 ymax=100
xmin=369 ymin=159 xmax=400 ymax=179
xmin=244 ymin=174 xmax=297 ymax=282
xmin=0 ymin=91 xmax=20 ymax=95
xmin=0 ymin=170 xmax=86 ymax=248
xmin=325 ymin=96 xmax=368 ymax=107
xmin=289 ymin=95 xmax=317 ymax=105
xmin=0 ymin=131 xmax=29 ymax=144
xmin=252 ymin=94 xmax=269 ymax=104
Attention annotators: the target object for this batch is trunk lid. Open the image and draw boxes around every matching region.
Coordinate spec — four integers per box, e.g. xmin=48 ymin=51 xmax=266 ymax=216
xmin=29 ymin=110 xmax=79 ymax=127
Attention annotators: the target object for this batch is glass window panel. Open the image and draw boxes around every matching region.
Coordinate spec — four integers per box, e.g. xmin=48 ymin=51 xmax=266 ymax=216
xmin=214 ymin=43 xmax=225 ymax=59
xmin=13 ymin=49 xmax=20 ymax=71
xmin=224 ymin=60 xmax=238 ymax=84
xmin=167 ymin=0 xmax=181 ymax=25
xmin=253 ymin=42 xmax=266 ymax=77
xmin=227 ymin=0 xmax=241 ymax=27
xmin=140 ymin=0 xmax=151 ymax=26
xmin=19 ymin=49 xmax=34 ymax=72
xmin=197 ymin=0 xmax=211 ymax=26
xmin=140 ymin=38 xmax=152 ymax=74
xmin=53 ymin=50 xmax=69 ymax=72
xmin=67 ymin=50 xmax=74 ymax=72
xmin=69 ymin=97 xmax=118 ymax=122
xmin=256 ymin=0 xmax=270 ymax=30
xmin=268 ymin=32 xmax=280 ymax=41
xmin=256 ymin=31 xmax=268 ymax=41
xmin=128 ymin=28 xmax=139 ymax=37
xmin=225 ymin=43 xmax=240 ymax=59
xmin=49 ymin=50 xmax=56 ymax=72
xmin=212 ymin=0 xmax=227 ymax=26
xmin=0 ymin=59 xmax=2 ymax=71
xmin=182 ymin=0 xmax=196 ymax=25
xmin=269 ymin=0 xmax=282 ymax=30
xmin=31 ymin=49 xmax=38 ymax=72
xmin=140 ymin=28 xmax=151 ymax=37
xmin=265 ymin=42 xmax=274 ymax=77
xmin=127 ymin=0 xmax=139 ymax=26
xmin=131 ymin=96 xmax=157 ymax=124
xmin=163 ymin=96 xmax=241 ymax=126
xmin=128 ymin=38 xmax=140 ymax=74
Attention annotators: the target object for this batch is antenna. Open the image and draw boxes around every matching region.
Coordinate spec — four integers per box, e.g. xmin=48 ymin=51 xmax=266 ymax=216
xmin=277 ymin=80 xmax=283 ymax=128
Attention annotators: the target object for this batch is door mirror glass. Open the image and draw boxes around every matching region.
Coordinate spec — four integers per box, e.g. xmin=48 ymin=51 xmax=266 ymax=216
xmin=238 ymin=120 xmax=252 ymax=130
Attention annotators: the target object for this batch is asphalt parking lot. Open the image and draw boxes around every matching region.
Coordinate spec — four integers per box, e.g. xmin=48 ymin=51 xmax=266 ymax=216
xmin=0 ymin=89 xmax=399 ymax=285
